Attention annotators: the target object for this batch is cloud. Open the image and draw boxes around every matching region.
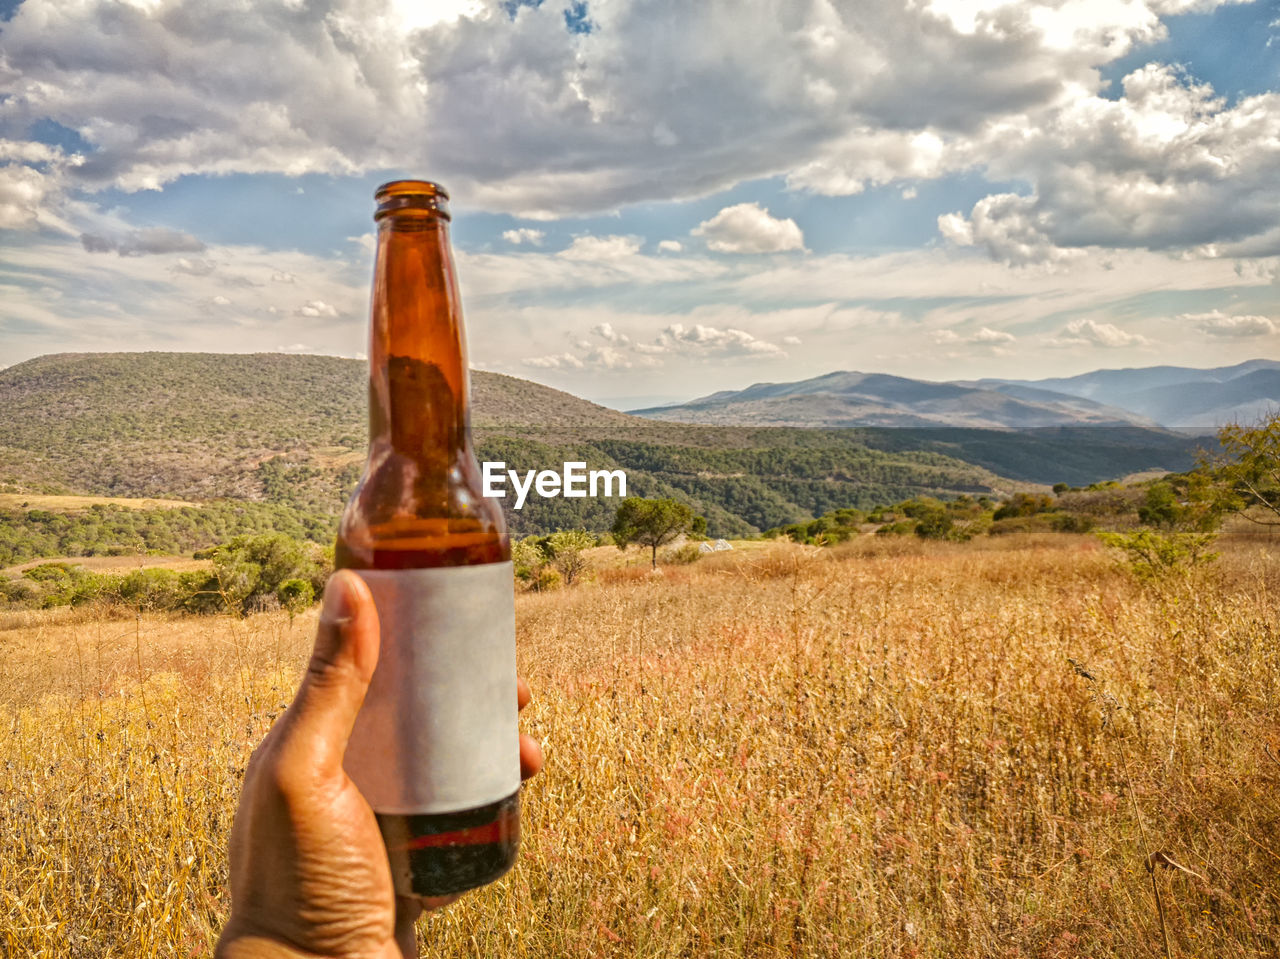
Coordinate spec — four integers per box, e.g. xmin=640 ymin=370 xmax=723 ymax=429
xmin=971 ymin=327 xmax=1017 ymax=346
xmin=173 ymin=257 xmax=217 ymax=276
xmin=1184 ymin=310 xmax=1277 ymax=337
xmin=940 ymin=65 xmax=1280 ymax=262
xmin=931 ymin=326 xmax=1017 ymax=348
xmin=522 ymin=352 xmax=585 ymax=370
xmin=657 ymin=240 xmax=683 ymax=253
xmin=1051 ymin=318 xmax=1149 ymax=348
xmin=939 ymin=194 xmax=1084 ymax=267
xmin=6 ymin=0 xmax=1249 ymax=232
xmin=558 ymin=235 xmax=643 ymax=260
xmin=80 ymin=227 xmax=206 ymax=256
xmin=692 ymin=203 xmax=805 ymax=254
xmin=656 ymin=322 xmax=787 ymax=357
xmin=583 ymin=346 xmax=633 ymax=369
xmin=592 ymin=322 xmax=630 ymax=346
xmin=0 ymin=162 xmax=61 ymax=230
xmin=502 ymin=227 xmax=545 ymax=245
xmin=296 ymin=299 xmax=339 ymax=318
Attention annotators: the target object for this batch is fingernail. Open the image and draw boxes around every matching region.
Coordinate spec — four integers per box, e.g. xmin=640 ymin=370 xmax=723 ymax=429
xmin=322 ymin=569 xmax=357 ymax=623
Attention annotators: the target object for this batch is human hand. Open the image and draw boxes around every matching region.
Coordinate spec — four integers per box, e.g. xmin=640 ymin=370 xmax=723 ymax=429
xmin=216 ymin=569 xmax=543 ymax=959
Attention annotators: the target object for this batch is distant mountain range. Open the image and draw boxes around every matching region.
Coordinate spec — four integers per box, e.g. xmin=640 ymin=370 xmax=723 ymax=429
xmin=0 ymin=352 xmax=1210 ymax=543
xmin=632 ymin=360 xmax=1280 ymax=430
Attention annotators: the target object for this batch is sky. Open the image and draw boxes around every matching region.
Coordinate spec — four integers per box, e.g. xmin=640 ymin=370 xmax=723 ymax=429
xmin=1 ymin=0 xmax=1278 ymax=409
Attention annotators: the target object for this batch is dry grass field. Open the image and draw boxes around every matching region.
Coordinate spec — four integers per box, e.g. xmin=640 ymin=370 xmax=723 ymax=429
xmin=2 ymin=536 xmax=1278 ymax=958
xmin=0 ymin=494 xmax=198 ymax=512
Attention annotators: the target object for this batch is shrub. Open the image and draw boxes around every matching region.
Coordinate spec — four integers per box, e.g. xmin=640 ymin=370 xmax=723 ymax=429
xmin=1096 ymin=528 xmax=1218 ymax=581
xmin=277 ymin=578 xmax=315 ymax=615
xmin=660 ymin=543 xmax=703 ymax=565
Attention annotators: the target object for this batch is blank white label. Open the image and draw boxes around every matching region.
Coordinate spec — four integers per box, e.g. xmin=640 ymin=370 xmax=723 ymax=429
xmin=342 ymin=562 xmax=520 ymax=815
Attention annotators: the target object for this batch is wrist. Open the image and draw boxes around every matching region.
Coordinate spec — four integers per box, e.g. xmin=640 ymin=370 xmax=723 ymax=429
xmin=215 ymin=927 xmax=405 ymax=959
xmin=215 ymin=936 xmax=303 ymax=959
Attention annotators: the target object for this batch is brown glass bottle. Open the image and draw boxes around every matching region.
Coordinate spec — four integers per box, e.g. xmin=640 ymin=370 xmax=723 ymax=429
xmin=336 ymin=180 xmax=519 ymax=898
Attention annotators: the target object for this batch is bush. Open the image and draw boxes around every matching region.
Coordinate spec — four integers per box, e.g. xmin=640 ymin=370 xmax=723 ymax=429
xmin=993 ymin=492 xmax=1055 ymax=520
xmin=660 ymin=543 xmax=703 ymax=565
xmin=277 ymin=578 xmax=315 ymax=615
xmin=1096 ymin=528 xmax=1218 ymax=581
xmin=875 ymin=520 xmax=917 ymax=537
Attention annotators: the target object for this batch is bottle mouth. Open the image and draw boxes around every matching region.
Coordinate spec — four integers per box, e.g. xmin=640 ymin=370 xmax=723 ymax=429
xmin=375 ymin=180 xmax=451 ymax=221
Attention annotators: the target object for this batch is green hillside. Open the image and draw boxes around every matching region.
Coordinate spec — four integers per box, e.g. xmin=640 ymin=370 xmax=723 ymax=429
xmin=0 ymin=352 xmax=1205 ymax=562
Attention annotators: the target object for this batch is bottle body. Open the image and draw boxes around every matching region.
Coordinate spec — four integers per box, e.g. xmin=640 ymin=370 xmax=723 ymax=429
xmin=336 ymin=180 xmax=519 ymax=898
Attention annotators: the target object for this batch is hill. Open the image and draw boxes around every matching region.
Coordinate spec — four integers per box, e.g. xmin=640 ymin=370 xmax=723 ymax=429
xmin=635 ymin=361 xmax=1280 ymax=429
xmin=0 ymin=353 xmax=1210 ymax=560
xmin=632 ymin=370 xmax=1155 ymax=428
xmin=0 ymin=353 xmax=1019 ymax=548
xmin=0 ymin=352 xmax=636 ymax=505
xmin=985 ymin=359 xmax=1280 ymax=427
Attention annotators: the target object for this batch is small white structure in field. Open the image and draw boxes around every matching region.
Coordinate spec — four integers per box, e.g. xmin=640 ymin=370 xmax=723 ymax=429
xmin=713 ymin=539 xmax=733 ymax=551
xmin=699 ymin=541 xmax=716 ymax=553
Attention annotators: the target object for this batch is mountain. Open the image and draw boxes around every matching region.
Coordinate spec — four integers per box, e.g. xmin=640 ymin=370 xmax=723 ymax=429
xmin=0 ymin=352 xmax=637 ymax=507
xmin=985 ymin=359 xmax=1280 ymax=427
xmin=634 ymin=361 xmax=1280 ymax=430
xmin=0 ymin=352 xmax=1026 ymax=542
xmin=632 ymin=370 xmax=1156 ymax=428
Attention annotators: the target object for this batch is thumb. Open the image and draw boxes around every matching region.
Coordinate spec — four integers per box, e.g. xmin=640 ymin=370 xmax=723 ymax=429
xmin=277 ymin=569 xmax=381 ymax=776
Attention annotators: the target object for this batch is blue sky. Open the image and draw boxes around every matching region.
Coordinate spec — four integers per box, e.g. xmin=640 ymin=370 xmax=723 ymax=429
xmin=1 ymin=0 xmax=1277 ymax=408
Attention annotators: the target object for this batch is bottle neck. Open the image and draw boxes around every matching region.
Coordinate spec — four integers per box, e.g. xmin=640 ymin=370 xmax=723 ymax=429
xmin=367 ymin=213 xmax=471 ymax=461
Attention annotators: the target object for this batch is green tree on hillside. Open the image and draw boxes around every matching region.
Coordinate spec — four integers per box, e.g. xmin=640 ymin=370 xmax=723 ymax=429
xmin=191 ymin=533 xmax=329 ymax=615
xmin=611 ymin=498 xmax=698 ymax=569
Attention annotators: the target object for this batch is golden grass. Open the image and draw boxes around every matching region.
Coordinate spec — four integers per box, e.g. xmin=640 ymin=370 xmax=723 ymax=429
xmin=0 ymin=493 xmax=198 ymax=512
xmin=2 ymin=536 xmax=1278 ymax=957
xmin=3 ymin=554 xmax=212 ymax=577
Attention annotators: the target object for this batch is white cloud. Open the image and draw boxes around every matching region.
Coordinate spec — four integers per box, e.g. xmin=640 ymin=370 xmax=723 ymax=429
xmin=210 ymin=295 xmax=231 ymax=306
xmin=1051 ymin=318 xmax=1149 ymax=348
xmin=782 ymin=335 xmax=802 ymax=345
xmin=271 ymin=271 xmax=297 ymax=283
xmin=502 ymin=227 xmax=545 ymax=246
xmin=657 ymin=240 xmax=683 ymax=253
xmin=592 ymin=322 xmax=630 ymax=346
xmin=692 ymin=203 xmax=805 ymax=254
xmin=656 ymin=322 xmax=787 ymax=357
xmin=1183 ymin=310 xmax=1277 ymax=337
xmin=583 ymin=346 xmax=633 ymax=370
xmin=941 ymin=65 xmax=1280 ymax=262
xmin=8 ymin=0 xmax=1248 ymax=229
xmin=558 ymin=235 xmax=643 ymax=261
xmin=931 ymin=326 xmax=1016 ymax=348
xmin=1 ymin=0 xmax=1272 ymax=277
xmin=296 ymin=299 xmax=339 ymax=318
xmin=522 ymin=352 xmax=585 ymax=370
xmin=173 ymin=257 xmax=217 ymax=276
xmin=971 ymin=327 xmax=1016 ymax=345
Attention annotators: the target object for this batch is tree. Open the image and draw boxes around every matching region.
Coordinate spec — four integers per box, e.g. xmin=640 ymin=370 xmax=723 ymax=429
xmin=191 ymin=533 xmax=327 ymax=615
xmin=611 ymin=498 xmax=698 ymax=569
xmin=546 ymin=529 xmax=595 ymax=585
xmin=1208 ymin=414 xmax=1280 ymax=524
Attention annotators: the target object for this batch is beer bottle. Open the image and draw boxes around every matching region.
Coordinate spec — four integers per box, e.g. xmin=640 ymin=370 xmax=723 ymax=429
xmin=336 ymin=179 xmax=520 ymax=898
